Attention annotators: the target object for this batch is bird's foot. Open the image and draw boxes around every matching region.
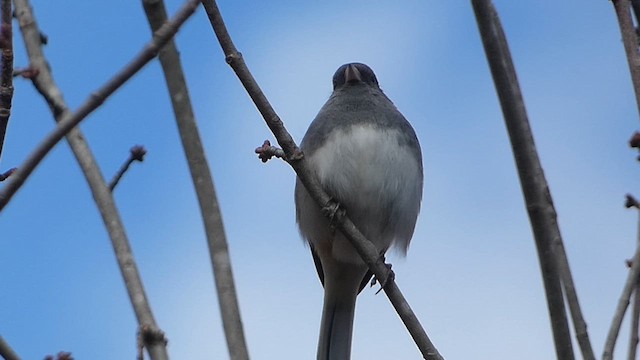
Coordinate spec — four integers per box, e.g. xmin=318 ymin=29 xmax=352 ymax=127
xmin=371 ymin=257 xmax=395 ymax=294
xmin=322 ymin=199 xmax=345 ymax=231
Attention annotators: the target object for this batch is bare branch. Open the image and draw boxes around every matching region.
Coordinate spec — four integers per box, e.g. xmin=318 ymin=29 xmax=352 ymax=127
xmin=553 ymin=240 xmax=596 ymax=360
xmin=0 ymin=0 xmax=200 ymax=210
xmin=6 ymin=0 xmax=201 ymax=358
xmin=628 ymin=219 xmax=640 ymax=360
xmin=108 ymin=145 xmax=147 ymax=192
xmin=471 ymin=1 xmax=593 ymax=359
xmin=200 ymin=1 xmax=444 ymax=359
xmin=0 ymin=335 xmax=21 ymax=360
xmin=605 ymin=209 xmax=640 ymax=359
xmin=613 ymin=0 xmax=640 ymax=117
xmin=141 ymin=0 xmax=250 ymax=358
xmin=0 ymin=0 xmax=13 ymax=162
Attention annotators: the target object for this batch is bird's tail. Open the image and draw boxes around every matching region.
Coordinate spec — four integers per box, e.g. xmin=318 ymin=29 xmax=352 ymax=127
xmin=317 ymin=264 xmax=366 ymax=360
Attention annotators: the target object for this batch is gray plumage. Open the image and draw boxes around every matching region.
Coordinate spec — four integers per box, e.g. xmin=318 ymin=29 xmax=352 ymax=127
xmin=295 ymin=63 xmax=423 ymax=360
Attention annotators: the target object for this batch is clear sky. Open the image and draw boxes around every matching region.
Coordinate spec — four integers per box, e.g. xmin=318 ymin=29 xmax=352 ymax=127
xmin=1 ymin=1 xmax=638 ymax=359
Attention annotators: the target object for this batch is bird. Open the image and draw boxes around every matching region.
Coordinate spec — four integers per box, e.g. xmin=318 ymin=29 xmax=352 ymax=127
xmin=294 ymin=62 xmax=423 ymax=360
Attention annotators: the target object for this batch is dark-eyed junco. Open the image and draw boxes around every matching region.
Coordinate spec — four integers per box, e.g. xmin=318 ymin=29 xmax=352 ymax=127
xmin=294 ymin=63 xmax=423 ymax=360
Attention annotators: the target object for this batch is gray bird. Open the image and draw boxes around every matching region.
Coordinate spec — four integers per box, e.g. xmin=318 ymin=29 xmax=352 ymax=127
xmin=294 ymin=63 xmax=423 ymax=360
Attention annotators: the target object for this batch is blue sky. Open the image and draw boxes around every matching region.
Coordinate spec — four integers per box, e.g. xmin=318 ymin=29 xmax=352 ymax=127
xmin=1 ymin=1 xmax=638 ymax=359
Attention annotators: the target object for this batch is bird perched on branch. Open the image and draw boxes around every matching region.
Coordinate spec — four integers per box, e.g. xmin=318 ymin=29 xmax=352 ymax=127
xmin=295 ymin=62 xmax=423 ymax=360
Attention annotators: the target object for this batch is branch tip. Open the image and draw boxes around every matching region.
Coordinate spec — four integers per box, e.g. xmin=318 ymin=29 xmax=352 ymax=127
xmin=130 ymin=145 xmax=147 ymax=162
xmin=255 ymin=139 xmax=285 ymax=163
xmin=109 ymin=144 xmax=148 ymax=191
xmin=626 ymin=194 xmax=640 ymax=209
xmin=0 ymin=167 xmax=15 ymax=181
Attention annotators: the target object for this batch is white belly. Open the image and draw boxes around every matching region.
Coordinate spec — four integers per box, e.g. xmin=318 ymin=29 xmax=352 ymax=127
xmin=303 ymin=124 xmax=422 ymax=263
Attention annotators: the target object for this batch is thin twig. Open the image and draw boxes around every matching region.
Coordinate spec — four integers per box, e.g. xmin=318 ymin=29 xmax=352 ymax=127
xmin=0 ymin=0 xmax=200 ymax=210
xmin=613 ymin=0 xmax=640 ymax=117
xmin=108 ymin=145 xmax=146 ymax=192
xmin=199 ymin=1 xmax=444 ymax=359
xmin=471 ymin=1 xmax=580 ymax=359
xmin=141 ymin=1 xmax=250 ymax=359
xmin=0 ymin=166 xmax=14 ymax=180
xmin=0 ymin=335 xmax=21 ymax=360
xmin=0 ymin=0 xmax=13 ymax=162
xmin=8 ymin=0 xmax=199 ymax=358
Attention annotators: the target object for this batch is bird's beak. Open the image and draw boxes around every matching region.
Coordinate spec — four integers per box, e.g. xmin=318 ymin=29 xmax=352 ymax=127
xmin=344 ymin=64 xmax=362 ymax=84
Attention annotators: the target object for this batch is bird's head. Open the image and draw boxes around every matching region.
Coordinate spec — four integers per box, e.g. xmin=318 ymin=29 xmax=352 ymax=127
xmin=332 ymin=63 xmax=379 ymax=90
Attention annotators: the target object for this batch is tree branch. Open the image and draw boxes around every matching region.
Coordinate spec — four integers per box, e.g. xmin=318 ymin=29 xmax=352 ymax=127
xmin=471 ymin=1 xmax=587 ymax=359
xmin=628 ymin=261 xmax=640 ymax=360
xmin=199 ymin=1 xmax=444 ymax=359
xmin=0 ymin=0 xmax=13 ymax=163
xmin=6 ymin=0 xmax=201 ymax=358
xmin=613 ymin=0 xmax=640 ymax=117
xmin=0 ymin=0 xmax=199 ymax=210
xmin=605 ymin=205 xmax=640 ymax=360
xmin=141 ymin=1 xmax=250 ymax=359
xmin=0 ymin=335 xmax=21 ymax=360
xmin=553 ymin=240 xmax=596 ymax=360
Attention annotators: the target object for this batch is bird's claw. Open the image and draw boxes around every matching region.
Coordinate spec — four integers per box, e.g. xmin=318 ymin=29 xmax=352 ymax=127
xmin=371 ymin=259 xmax=394 ymax=294
xmin=322 ymin=199 xmax=344 ymax=230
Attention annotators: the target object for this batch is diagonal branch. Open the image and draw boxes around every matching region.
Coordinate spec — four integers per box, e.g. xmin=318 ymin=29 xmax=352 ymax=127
xmin=0 ymin=335 xmax=21 ymax=360
xmin=613 ymin=0 xmax=640 ymax=117
xmin=141 ymin=1 xmax=250 ymax=358
xmin=199 ymin=1 xmax=444 ymax=359
xmin=6 ymin=0 xmax=200 ymax=358
xmin=0 ymin=0 xmax=199 ymax=210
